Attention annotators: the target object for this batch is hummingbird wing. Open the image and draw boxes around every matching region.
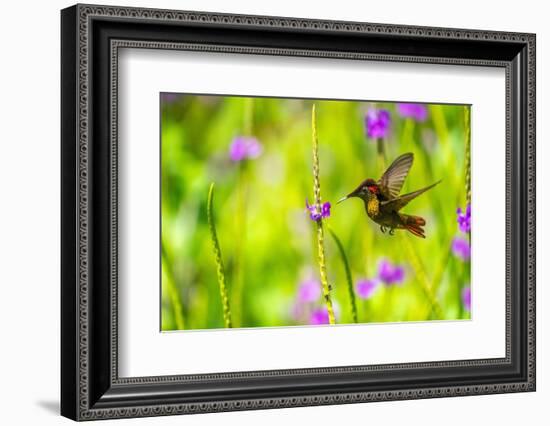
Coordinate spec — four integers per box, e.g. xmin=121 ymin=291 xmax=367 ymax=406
xmin=378 ymin=153 xmax=414 ymax=199
xmin=380 ymin=180 xmax=442 ymax=212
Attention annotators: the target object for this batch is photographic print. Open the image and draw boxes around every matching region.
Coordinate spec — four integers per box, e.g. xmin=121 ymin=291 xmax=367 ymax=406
xmin=160 ymin=94 xmax=471 ymax=331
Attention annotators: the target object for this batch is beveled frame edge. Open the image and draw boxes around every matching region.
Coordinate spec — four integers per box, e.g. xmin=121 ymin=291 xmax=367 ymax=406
xmin=61 ymin=3 xmax=536 ymax=421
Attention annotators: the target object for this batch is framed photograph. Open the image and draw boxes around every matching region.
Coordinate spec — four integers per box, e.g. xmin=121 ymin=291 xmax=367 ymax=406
xmin=61 ymin=4 xmax=536 ymax=421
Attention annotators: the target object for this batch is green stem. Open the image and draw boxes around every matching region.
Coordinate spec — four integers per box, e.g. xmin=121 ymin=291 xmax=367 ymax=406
xmin=376 ymin=137 xmax=386 ymax=170
xmin=311 ymin=104 xmax=336 ymax=325
xmin=207 ymin=183 xmax=232 ymax=328
xmin=432 ymin=242 xmax=452 ymax=295
xmin=328 ymin=227 xmax=358 ymax=323
xmin=431 ymin=105 xmax=450 ymax=149
xmin=161 ymin=240 xmax=185 ymax=330
xmin=400 ymin=234 xmax=443 ymax=319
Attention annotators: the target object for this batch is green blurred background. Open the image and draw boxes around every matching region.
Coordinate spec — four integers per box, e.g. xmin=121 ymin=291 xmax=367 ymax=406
xmin=161 ymin=94 xmax=471 ymax=331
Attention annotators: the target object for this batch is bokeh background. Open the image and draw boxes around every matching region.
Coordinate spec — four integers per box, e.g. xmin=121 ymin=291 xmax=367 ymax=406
xmin=161 ymin=94 xmax=471 ymax=331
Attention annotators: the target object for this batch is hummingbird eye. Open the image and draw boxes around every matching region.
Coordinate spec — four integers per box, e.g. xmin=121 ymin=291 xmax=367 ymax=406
xmin=365 ymin=183 xmax=379 ymax=194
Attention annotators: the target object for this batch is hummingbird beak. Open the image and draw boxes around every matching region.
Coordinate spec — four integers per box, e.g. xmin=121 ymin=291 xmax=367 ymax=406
xmin=336 ymin=196 xmax=348 ymax=204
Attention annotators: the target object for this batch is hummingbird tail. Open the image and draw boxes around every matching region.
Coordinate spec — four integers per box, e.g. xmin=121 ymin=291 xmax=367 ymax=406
xmin=401 ymin=214 xmax=426 ymax=239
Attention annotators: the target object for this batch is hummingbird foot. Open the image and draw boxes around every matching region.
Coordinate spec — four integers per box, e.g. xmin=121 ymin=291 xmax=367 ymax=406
xmin=380 ymin=225 xmax=386 ymax=233
xmin=389 ymin=228 xmax=395 ymax=236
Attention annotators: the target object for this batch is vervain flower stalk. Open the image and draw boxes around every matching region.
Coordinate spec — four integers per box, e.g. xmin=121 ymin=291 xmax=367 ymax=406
xmin=207 ymin=183 xmax=233 ymax=328
xmin=311 ymin=105 xmax=336 ymax=325
xmin=464 ymin=106 xmax=471 ymax=207
xmin=328 ymin=226 xmax=358 ymax=323
xmin=400 ymin=234 xmax=443 ymax=319
xmin=460 ymin=107 xmax=472 ymax=314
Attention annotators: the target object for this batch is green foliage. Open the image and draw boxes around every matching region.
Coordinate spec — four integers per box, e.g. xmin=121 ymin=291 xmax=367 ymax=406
xmin=161 ymin=95 xmax=471 ymax=330
xmin=207 ymin=183 xmax=232 ymax=328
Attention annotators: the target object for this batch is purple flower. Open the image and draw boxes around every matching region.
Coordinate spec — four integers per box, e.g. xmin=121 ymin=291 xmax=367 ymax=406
xmin=452 ymin=237 xmax=470 ymax=261
xmin=365 ymin=109 xmax=391 ymax=139
xmin=229 ymin=136 xmax=262 ymax=162
xmin=321 ymin=202 xmax=331 ymax=218
xmin=297 ymin=278 xmax=321 ymax=303
xmin=309 ymin=308 xmax=330 ymax=325
xmin=160 ymin=93 xmax=180 ymax=104
xmin=290 ymin=301 xmax=304 ymax=321
xmin=397 ymin=103 xmax=428 ymax=122
xmin=462 ymin=286 xmax=471 ymax=311
xmin=306 ymin=199 xmax=331 ymax=221
xmin=457 ymin=203 xmax=471 ymax=233
xmin=378 ymin=259 xmax=405 ymax=286
xmin=356 ymin=279 xmax=378 ymax=299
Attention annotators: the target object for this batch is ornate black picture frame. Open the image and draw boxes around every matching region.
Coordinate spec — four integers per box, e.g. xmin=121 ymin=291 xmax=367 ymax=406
xmin=61 ymin=3 xmax=536 ymax=421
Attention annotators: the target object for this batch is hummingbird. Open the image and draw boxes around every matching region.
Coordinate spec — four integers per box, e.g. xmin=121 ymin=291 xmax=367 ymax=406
xmin=337 ymin=153 xmax=441 ymax=238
